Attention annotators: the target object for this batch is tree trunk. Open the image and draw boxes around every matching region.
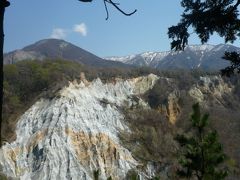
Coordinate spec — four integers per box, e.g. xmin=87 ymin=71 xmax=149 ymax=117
xmin=0 ymin=0 xmax=10 ymax=147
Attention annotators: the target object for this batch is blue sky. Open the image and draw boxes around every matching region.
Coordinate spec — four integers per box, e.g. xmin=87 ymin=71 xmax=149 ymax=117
xmin=4 ymin=0 xmax=239 ymax=57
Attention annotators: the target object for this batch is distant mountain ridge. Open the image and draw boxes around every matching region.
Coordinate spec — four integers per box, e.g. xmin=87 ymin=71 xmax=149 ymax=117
xmin=4 ymin=39 xmax=129 ymax=68
xmin=106 ymin=44 xmax=240 ymax=70
xmin=5 ymin=39 xmax=240 ymax=70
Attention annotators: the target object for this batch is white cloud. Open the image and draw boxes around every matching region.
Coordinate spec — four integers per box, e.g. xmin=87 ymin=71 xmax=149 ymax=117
xmin=50 ymin=28 xmax=67 ymax=39
xmin=73 ymin=23 xmax=87 ymax=36
xmin=50 ymin=23 xmax=87 ymax=39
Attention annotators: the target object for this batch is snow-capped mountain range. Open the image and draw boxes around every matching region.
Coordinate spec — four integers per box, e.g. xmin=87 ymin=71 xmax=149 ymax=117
xmin=4 ymin=39 xmax=240 ymax=71
xmin=105 ymin=44 xmax=240 ymax=70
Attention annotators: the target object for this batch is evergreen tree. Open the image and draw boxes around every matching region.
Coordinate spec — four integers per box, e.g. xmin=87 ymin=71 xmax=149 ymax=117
xmin=176 ymin=103 xmax=228 ymax=180
xmin=168 ymin=0 xmax=240 ymax=76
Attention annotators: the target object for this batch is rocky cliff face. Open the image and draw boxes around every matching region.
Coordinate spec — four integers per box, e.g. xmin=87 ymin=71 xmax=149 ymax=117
xmin=155 ymin=75 xmax=234 ymax=125
xmin=189 ymin=76 xmax=233 ymax=105
xmin=157 ymin=91 xmax=181 ymax=124
xmin=0 ymin=74 xmax=159 ymax=180
xmin=1 ymin=73 xmax=238 ymax=179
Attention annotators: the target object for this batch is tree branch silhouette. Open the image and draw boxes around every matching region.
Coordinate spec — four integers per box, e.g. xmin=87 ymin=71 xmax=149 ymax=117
xmin=168 ymin=0 xmax=240 ymax=76
xmin=232 ymin=0 xmax=240 ymax=11
xmin=79 ymin=0 xmax=137 ymax=20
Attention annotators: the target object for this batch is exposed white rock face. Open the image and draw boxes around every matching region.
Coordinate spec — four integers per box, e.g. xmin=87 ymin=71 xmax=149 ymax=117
xmin=4 ymin=50 xmax=46 ymax=64
xmin=0 ymin=74 xmax=159 ymax=180
xmin=189 ymin=76 xmax=233 ymax=104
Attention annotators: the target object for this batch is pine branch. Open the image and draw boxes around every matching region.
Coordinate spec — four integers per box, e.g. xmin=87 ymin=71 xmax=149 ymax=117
xmin=232 ymin=0 xmax=240 ymax=11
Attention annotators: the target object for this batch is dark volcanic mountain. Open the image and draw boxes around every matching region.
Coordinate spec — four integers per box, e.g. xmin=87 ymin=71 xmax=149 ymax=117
xmin=106 ymin=44 xmax=240 ymax=71
xmin=4 ymin=39 xmax=128 ymax=68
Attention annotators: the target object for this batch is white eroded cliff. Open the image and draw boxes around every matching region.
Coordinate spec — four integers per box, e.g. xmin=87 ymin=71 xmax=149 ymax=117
xmin=0 ymin=74 xmax=159 ymax=180
xmin=189 ymin=76 xmax=233 ymax=104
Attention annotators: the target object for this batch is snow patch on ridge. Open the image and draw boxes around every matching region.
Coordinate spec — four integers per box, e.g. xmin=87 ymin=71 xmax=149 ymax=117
xmin=187 ymin=44 xmax=214 ymax=52
xmin=105 ymin=54 xmax=137 ymax=63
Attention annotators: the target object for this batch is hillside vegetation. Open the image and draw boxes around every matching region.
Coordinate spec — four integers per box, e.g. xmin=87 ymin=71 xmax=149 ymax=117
xmin=2 ymin=59 xmax=240 ymax=178
xmin=120 ymin=73 xmax=240 ymax=178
